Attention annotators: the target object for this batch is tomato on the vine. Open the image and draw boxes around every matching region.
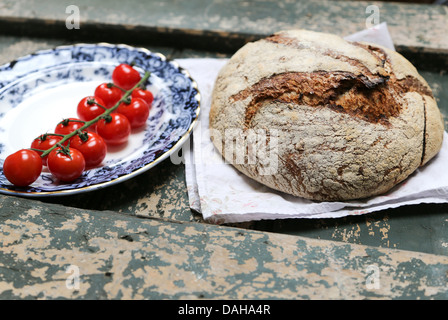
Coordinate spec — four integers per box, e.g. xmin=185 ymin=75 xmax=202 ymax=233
xmin=2 ymin=64 xmax=152 ymax=188
xmin=3 ymin=149 xmax=42 ymax=186
xmin=96 ymin=113 xmax=131 ymax=145
xmin=55 ymin=118 xmax=84 ymax=135
xmin=31 ymin=134 xmax=64 ymax=166
xmin=77 ymin=96 xmax=106 ymax=122
xmin=94 ymin=83 xmax=123 ymax=109
xmin=117 ymin=97 xmax=150 ymax=129
xmin=47 ymin=147 xmax=85 ymax=182
xmin=112 ymin=64 xmax=141 ymax=90
xmin=131 ymin=87 xmax=154 ymax=106
xmin=70 ymin=131 xmax=107 ymax=168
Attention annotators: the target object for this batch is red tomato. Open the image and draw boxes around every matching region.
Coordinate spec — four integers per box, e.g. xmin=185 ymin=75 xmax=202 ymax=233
xmin=112 ymin=64 xmax=141 ymax=90
xmin=131 ymin=87 xmax=154 ymax=106
xmin=3 ymin=149 xmax=42 ymax=186
xmin=47 ymin=147 xmax=85 ymax=182
xmin=55 ymin=118 xmax=85 ymax=136
xmin=94 ymin=83 xmax=123 ymax=109
xmin=77 ymin=96 xmax=106 ymax=122
xmin=117 ymin=97 xmax=150 ymax=129
xmin=30 ymin=134 xmax=64 ymax=166
xmin=96 ymin=113 xmax=131 ymax=145
xmin=70 ymin=131 xmax=107 ymax=168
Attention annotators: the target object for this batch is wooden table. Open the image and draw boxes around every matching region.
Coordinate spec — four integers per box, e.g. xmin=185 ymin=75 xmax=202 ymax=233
xmin=0 ymin=0 xmax=447 ymax=299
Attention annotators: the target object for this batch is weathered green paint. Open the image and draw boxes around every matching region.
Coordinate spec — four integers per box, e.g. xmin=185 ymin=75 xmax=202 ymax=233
xmin=1 ymin=195 xmax=447 ymax=299
xmin=256 ymin=203 xmax=448 ymax=256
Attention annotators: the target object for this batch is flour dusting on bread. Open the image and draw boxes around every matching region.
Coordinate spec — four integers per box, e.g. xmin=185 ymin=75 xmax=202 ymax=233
xmin=209 ymin=29 xmax=444 ymax=201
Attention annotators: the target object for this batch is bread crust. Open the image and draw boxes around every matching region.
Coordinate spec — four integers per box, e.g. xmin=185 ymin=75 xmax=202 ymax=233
xmin=209 ymin=29 xmax=444 ymax=201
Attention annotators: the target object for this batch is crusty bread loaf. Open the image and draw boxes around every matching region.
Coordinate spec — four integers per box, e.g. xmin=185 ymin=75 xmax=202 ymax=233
xmin=209 ymin=29 xmax=444 ymax=201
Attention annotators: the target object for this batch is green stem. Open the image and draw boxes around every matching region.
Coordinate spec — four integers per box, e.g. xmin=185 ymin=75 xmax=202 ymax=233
xmin=109 ymin=82 xmax=126 ymax=92
xmin=57 ymin=119 xmax=86 ymax=126
xmin=40 ymin=71 xmax=151 ymax=158
xmin=33 ymin=133 xmax=65 ymax=141
xmin=87 ymin=98 xmax=107 ymax=110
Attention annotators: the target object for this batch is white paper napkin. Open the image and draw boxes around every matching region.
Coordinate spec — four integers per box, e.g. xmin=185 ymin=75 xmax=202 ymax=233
xmin=177 ymin=23 xmax=448 ymax=224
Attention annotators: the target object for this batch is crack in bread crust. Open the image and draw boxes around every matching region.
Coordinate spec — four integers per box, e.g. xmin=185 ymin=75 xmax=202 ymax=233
xmin=421 ymin=99 xmax=427 ymax=165
xmin=265 ymin=34 xmax=389 ymax=83
xmin=231 ymin=71 xmax=434 ymax=128
xmin=231 ymin=71 xmax=401 ymax=127
xmin=232 ymin=33 xmax=433 ymax=128
xmin=352 ymin=41 xmax=433 ymax=97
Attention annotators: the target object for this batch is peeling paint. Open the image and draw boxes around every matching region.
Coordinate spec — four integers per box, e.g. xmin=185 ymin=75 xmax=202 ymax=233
xmin=1 ymin=196 xmax=448 ymax=299
xmin=0 ymin=0 xmax=447 ymax=300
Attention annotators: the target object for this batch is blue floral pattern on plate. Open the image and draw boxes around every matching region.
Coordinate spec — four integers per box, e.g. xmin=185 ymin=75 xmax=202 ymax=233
xmin=0 ymin=43 xmax=200 ymax=196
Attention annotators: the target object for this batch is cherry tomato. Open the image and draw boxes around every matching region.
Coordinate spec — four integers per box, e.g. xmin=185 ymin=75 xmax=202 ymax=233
xmin=117 ymin=97 xmax=150 ymax=129
xmin=55 ymin=118 xmax=84 ymax=136
xmin=94 ymin=83 xmax=123 ymax=109
xmin=77 ymin=96 xmax=106 ymax=122
xmin=3 ymin=149 xmax=42 ymax=187
xmin=112 ymin=64 xmax=141 ymax=90
xmin=47 ymin=147 xmax=85 ymax=182
xmin=96 ymin=113 xmax=131 ymax=145
xmin=30 ymin=134 xmax=64 ymax=166
xmin=70 ymin=131 xmax=107 ymax=168
xmin=131 ymin=87 xmax=154 ymax=106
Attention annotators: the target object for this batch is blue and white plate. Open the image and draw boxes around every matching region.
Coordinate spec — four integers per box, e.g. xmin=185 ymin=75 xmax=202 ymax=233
xmin=0 ymin=43 xmax=200 ymax=197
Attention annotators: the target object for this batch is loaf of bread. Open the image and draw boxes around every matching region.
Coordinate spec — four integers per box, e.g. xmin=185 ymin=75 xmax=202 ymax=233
xmin=209 ymin=29 xmax=444 ymax=201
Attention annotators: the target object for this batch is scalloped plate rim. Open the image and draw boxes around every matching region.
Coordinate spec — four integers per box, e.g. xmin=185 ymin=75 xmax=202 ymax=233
xmin=0 ymin=42 xmax=200 ymax=197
